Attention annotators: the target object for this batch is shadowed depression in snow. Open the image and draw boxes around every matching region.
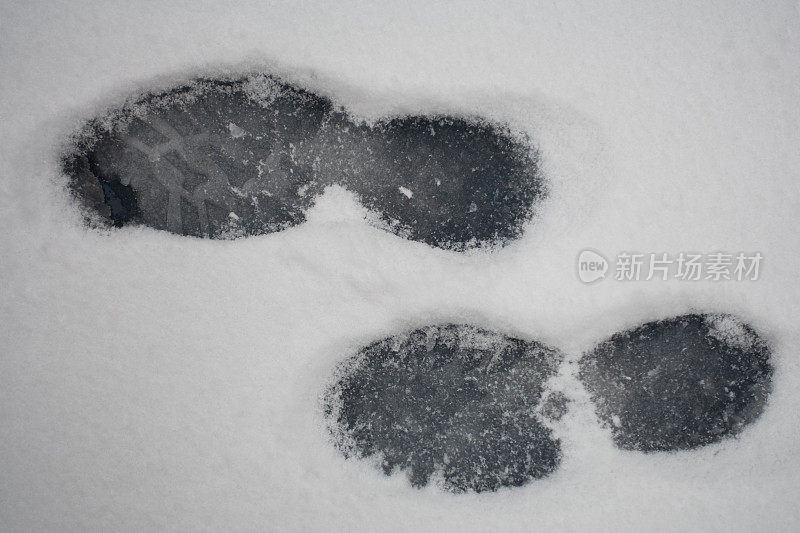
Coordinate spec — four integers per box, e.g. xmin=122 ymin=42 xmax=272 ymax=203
xmin=578 ymin=314 xmax=773 ymax=452
xmin=62 ymin=74 xmax=545 ymax=251
xmin=323 ymin=324 xmax=563 ymax=493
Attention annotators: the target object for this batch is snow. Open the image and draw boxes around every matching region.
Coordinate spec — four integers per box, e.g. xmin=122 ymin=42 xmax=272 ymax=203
xmin=707 ymin=314 xmax=760 ymax=351
xmin=1 ymin=1 xmax=799 ymax=531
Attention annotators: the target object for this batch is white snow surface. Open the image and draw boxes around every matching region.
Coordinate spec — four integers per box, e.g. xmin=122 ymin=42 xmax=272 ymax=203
xmin=1 ymin=1 xmax=799 ymax=531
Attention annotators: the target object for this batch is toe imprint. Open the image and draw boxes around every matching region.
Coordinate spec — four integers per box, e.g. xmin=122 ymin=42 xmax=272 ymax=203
xmin=64 ymin=75 xmax=333 ymax=238
xmin=323 ymin=324 xmax=563 ymax=492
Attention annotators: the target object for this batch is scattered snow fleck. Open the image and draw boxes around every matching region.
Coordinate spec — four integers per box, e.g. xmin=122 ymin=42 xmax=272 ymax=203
xmin=706 ymin=314 xmax=758 ymax=351
xmin=227 ymin=122 xmax=246 ymax=138
xmin=398 ymin=186 xmax=413 ymax=199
